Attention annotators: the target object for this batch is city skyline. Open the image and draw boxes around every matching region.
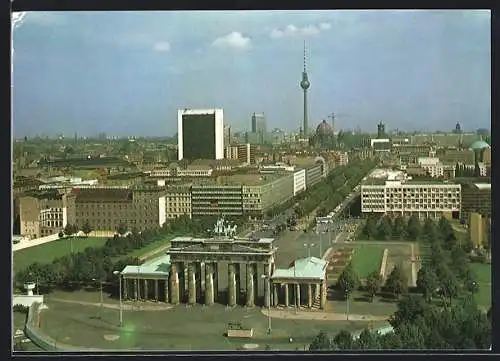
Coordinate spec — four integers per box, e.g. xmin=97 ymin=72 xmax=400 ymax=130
xmin=12 ymin=10 xmax=490 ymax=137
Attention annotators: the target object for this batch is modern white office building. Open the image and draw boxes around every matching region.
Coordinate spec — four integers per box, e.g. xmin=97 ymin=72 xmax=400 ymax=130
xmin=361 ymin=169 xmax=461 ymax=219
xmin=177 ymin=108 xmax=224 ymax=161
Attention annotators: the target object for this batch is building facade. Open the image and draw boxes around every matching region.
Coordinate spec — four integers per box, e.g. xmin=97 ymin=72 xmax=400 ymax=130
xmin=165 ymin=185 xmax=192 ymax=220
xmin=191 ymin=184 xmax=243 ymax=217
xmin=293 ymin=169 xmax=306 ymax=196
xmin=19 ymin=191 xmax=65 ymax=239
xmin=361 ymin=180 xmax=461 ymax=219
xmin=417 ymin=157 xmax=444 ymax=178
xmin=65 ymin=186 xmax=166 ymax=233
xmin=460 ymin=182 xmax=491 ymax=223
xmin=178 ymin=108 xmax=224 ymax=161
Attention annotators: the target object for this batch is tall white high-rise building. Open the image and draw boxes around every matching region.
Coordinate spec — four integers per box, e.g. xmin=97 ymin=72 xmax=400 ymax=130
xmin=177 ymin=108 xmax=224 ymax=161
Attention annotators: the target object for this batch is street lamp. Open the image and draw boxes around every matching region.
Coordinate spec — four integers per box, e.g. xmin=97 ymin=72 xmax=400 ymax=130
xmin=303 ymin=243 xmax=315 ymax=258
xmin=261 ymin=274 xmax=272 ymax=334
xmin=92 ymin=278 xmax=104 ymax=319
xmin=345 ymin=290 xmax=350 ymax=321
xmin=113 ymin=271 xmax=123 ymax=327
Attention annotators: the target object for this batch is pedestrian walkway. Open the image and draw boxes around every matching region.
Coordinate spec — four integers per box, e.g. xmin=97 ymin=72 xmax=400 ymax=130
xmin=262 ymin=308 xmax=388 ymax=322
xmin=46 ymin=297 xmax=173 ymax=311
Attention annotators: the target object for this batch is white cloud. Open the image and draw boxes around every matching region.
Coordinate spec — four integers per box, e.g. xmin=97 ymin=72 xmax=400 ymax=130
xmin=153 ymin=41 xmax=171 ymax=52
xmin=212 ymin=32 xmax=252 ymax=50
xmin=319 ymin=22 xmax=332 ymax=30
xmin=269 ymin=22 xmax=331 ymax=39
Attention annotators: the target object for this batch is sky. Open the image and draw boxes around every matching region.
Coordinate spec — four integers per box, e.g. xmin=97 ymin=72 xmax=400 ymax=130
xmin=12 ymin=10 xmax=491 ymax=137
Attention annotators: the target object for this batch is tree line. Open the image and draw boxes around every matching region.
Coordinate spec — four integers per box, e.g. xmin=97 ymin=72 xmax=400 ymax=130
xmin=362 ymin=214 xmax=432 ymax=242
xmin=294 ymin=158 xmax=377 ymax=219
xmin=14 ymin=215 xmax=239 ymax=296
xmin=310 ymin=216 xmax=491 ymax=350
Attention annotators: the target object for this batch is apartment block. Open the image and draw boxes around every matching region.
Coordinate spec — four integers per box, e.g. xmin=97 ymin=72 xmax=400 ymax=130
xmin=65 ymin=185 xmax=166 ymax=233
xmin=417 ymin=157 xmax=444 ymax=178
xmin=361 ymin=170 xmax=461 ymax=219
xmin=460 ymin=182 xmax=491 ymax=223
xmin=19 ymin=190 xmax=65 ymax=239
xmin=165 ymin=185 xmax=192 ymax=220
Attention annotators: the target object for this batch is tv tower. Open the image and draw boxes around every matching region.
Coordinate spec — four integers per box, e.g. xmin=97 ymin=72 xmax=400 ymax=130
xmin=300 ymin=41 xmax=311 ymax=137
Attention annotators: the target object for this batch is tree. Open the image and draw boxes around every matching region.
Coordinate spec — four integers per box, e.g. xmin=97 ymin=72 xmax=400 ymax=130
xmin=439 ymin=267 xmax=459 ymax=305
xmin=366 ymin=270 xmax=382 ymax=302
xmin=377 ymin=216 xmax=392 ymax=240
xmin=397 ymin=322 xmax=426 ymax=349
xmin=385 ymin=264 xmax=408 ymax=299
xmin=416 ymin=266 xmax=438 ymax=302
xmin=392 ymin=216 xmax=406 ymax=239
xmin=117 ymin=223 xmax=127 ymax=236
xmin=64 ymin=223 xmax=75 ymax=237
xmin=422 ymin=218 xmax=438 ymax=242
xmin=362 ymin=216 xmax=378 ymax=239
xmin=309 ymin=331 xmax=331 ymax=351
xmin=390 ymin=294 xmax=430 ymax=329
xmin=379 ymin=332 xmax=403 ymax=350
xmin=337 ymin=263 xmax=360 ymax=297
xmin=355 ymin=329 xmax=381 ymax=350
xmin=332 ymin=330 xmax=354 ymax=350
xmin=81 ymin=221 xmax=92 ymax=237
xmin=438 ymin=217 xmax=453 ymax=241
xmin=406 ymin=215 xmax=421 ymax=241
xmin=429 ymin=243 xmax=447 ymax=270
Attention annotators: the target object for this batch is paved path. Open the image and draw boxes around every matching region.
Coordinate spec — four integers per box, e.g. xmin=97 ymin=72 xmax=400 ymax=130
xmin=46 ymin=297 xmax=173 ymax=311
xmin=138 ymin=243 xmax=171 ymax=261
xmin=262 ymin=309 xmax=388 ymax=322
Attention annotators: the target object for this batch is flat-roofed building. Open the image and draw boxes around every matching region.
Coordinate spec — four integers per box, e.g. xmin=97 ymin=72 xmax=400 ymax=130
xmin=460 ymin=182 xmax=491 ymax=223
xmin=19 ymin=190 xmax=65 ymax=239
xmin=242 ymin=173 xmax=295 ymax=218
xmin=191 ymin=184 xmax=243 ymax=217
xmin=165 ymin=185 xmax=192 ymax=220
xmin=417 ymin=157 xmax=444 ymax=178
xmin=66 ymin=186 xmax=166 ymax=233
xmin=361 ymin=169 xmax=461 ymax=219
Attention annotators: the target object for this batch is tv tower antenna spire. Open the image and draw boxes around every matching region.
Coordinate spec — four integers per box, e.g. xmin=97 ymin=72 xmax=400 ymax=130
xmin=300 ymin=41 xmax=311 ymax=137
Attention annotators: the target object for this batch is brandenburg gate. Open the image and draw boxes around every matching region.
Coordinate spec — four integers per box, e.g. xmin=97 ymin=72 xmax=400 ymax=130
xmin=166 ymin=221 xmax=277 ymax=307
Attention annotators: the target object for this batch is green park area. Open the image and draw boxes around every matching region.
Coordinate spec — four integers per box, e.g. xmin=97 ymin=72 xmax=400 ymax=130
xmin=13 ymin=237 xmax=108 ymax=272
xmin=38 ymin=300 xmax=370 ymax=351
xmin=471 ymin=263 xmax=491 ymax=309
xmin=126 ymin=235 xmax=172 ymax=260
xmin=350 ymin=245 xmax=385 ymax=279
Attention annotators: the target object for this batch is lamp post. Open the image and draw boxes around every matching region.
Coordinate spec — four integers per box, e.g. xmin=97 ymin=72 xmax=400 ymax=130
xmin=303 ymin=243 xmax=315 ymax=258
xmin=113 ymin=271 xmax=123 ymax=327
xmin=345 ymin=290 xmax=350 ymax=321
xmin=92 ymin=278 xmax=104 ymax=319
xmin=261 ymin=274 xmax=272 ymax=334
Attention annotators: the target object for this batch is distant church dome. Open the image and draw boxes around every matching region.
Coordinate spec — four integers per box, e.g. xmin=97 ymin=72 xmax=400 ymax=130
xmin=315 ymin=120 xmax=333 ymax=137
xmin=470 ymin=140 xmax=490 ymax=151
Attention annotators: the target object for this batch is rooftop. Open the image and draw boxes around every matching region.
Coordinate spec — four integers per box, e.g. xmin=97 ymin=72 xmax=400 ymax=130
xmin=271 ymin=257 xmax=327 ymax=280
xmin=120 ymin=254 xmax=171 ymax=277
xmin=192 ymin=172 xmax=284 ymax=186
xmin=473 ymin=183 xmax=491 ymax=190
xmin=72 ymin=188 xmax=133 ymax=202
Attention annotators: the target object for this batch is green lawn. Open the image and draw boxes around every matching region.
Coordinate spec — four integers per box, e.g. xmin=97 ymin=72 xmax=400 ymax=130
xmin=350 ymin=245 xmax=385 ymax=279
xmin=126 ymin=235 xmax=173 ymax=259
xmin=13 ymin=237 xmax=108 ymax=272
xmin=470 ymin=263 xmax=491 ymax=309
